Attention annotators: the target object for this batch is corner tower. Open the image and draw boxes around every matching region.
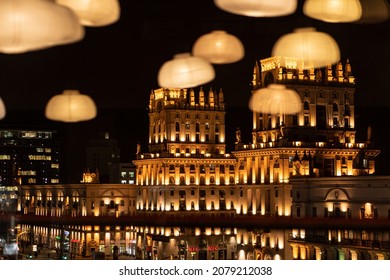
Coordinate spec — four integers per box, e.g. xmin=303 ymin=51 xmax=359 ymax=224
xmin=147 ymin=87 xmax=226 ymax=156
xmin=233 ymin=56 xmax=379 ymax=183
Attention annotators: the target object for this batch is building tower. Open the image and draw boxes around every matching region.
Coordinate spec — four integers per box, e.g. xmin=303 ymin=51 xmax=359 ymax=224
xmin=133 ymin=87 xmax=238 ymax=260
xmin=234 ymin=56 xmax=379 ymax=185
xmin=86 ymin=132 xmax=121 ymax=183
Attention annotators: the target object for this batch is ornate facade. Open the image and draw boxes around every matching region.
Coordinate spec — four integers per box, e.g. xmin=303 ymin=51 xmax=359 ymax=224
xmin=11 ymin=57 xmax=390 ymax=260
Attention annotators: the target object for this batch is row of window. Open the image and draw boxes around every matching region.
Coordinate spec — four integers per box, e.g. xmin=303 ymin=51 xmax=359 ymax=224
xmin=174 ymin=113 xmax=220 ymax=120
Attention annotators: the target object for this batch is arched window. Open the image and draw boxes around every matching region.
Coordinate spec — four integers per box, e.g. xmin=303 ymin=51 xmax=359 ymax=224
xmin=72 ymin=190 xmax=79 ymax=202
xmin=24 ymin=190 xmax=30 ymax=201
xmin=47 ymin=190 xmax=52 ymax=202
xmin=58 ymin=190 xmax=64 ymax=202
xmin=196 ymin=123 xmax=200 ymax=132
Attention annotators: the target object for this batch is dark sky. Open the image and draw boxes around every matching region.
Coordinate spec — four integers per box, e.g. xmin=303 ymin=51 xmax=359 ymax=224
xmin=1 ymin=0 xmax=390 ymax=182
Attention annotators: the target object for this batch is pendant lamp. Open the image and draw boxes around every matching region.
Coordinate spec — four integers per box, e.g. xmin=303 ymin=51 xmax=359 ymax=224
xmin=56 ymin=0 xmax=120 ymax=27
xmin=0 ymin=97 xmax=5 ymax=120
xmin=157 ymin=53 xmax=215 ymax=88
xmin=214 ymin=0 xmax=297 ymax=17
xmin=303 ymin=0 xmax=362 ymax=23
xmin=272 ymin=27 xmax=340 ymax=70
xmin=357 ymin=0 xmax=390 ymax=24
xmin=45 ymin=90 xmax=97 ymax=122
xmin=249 ymin=84 xmax=302 ymax=114
xmin=0 ymin=0 xmax=84 ymax=54
xmin=192 ymin=30 xmax=245 ymax=64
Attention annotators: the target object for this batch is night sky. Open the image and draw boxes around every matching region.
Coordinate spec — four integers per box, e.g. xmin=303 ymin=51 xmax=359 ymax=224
xmin=1 ymin=0 xmax=390 ymax=182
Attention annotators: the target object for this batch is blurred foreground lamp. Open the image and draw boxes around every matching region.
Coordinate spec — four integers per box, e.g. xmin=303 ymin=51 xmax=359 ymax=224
xmin=303 ymin=0 xmax=362 ymax=23
xmin=192 ymin=30 xmax=244 ymax=64
xmin=249 ymin=84 xmax=302 ymax=114
xmin=0 ymin=97 xmax=5 ymax=120
xmin=357 ymin=0 xmax=390 ymax=24
xmin=56 ymin=0 xmax=120 ymax=27
xmin=158 ymin=53 xmax=215 ymax=88
xmin=272 ymin=27 xmax=340 ymax=70
xmin=0 ymin=0 xmax=84 ymax=54
xmin=214 ymin=0 xmax=297 ymax=17
xmin=45 ymin=90 xmax=97 ymax=122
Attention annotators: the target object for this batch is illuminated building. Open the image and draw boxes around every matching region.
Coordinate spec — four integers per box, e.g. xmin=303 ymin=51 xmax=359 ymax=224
xmin=0 ymin=129 xmax=60 ymax=186
xmin=13 ymin=58 xmax=390 ymax=260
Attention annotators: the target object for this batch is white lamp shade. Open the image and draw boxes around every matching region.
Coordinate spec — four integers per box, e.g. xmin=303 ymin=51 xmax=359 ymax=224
xmin=0 ymin=0 xmax=84 ymax=54
xmin=45 ymin=90 xmax=97 ymax=122
xmin=214 ymin=0 xmax=297 ymax=17
xmin=192 ymin=30 xmax=245 ymax=64
xmin=272 ymin=27 xmax=340 ymax=70
xmin=0 ymin=97 xmax=5 ymax=120
xmin=158 ymin=53 xmax=215 ymax=88
xmin=249 ymin=84 xmax=302 ymax=114
xmin=56 ymin=0 xmax=120 ymax=27
xmin=303 ymin=0 xmax=362 ymax=23
xmin=357 ymin=0 xmax=390 ymax=24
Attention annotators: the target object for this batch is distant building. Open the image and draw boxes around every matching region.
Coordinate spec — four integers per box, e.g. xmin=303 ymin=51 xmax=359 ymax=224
xmin=0 ymin=129 xmax=60 ymax=186
xmin=86 ymin=132 xmax=121 ymax=183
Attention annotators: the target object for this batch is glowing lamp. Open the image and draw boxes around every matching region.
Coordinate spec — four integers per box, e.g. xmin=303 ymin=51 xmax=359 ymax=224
xmin=45 ymin=90 xmax=97 ymax=122
xmin=272 ymin=27 xmax=340 ymax=69
xmin=0 ymin=97 xmax=5 ymax=120
xmin=0 ymin=0 xmax=84 ymax=54
xmin=157 ymin=53 xmax=215 ymax=88
xmin=56 ymin=0 xmax=120 ymax=27
xmin=214 ymin=0 xmax=297 ymax=17
xmin=192 ymin=30 xmax=244 ymax=64
xmin=249 ymin=84 xmax=302 ymax=114
xmin=303 ymin=0 xmax=362 ymax=23
xmin=357 ymin=0 xmax=390 ymax=24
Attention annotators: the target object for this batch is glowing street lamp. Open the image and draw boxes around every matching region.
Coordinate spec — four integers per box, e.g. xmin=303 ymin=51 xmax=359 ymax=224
xmin=192 ymin=30 xmax=244 ymax=64
xmin=272 ymin=27 xmax=340 ymax=70
xmin=56 ymin=0 xmax=121 ymax=27
xmin=0 ymin=0 xmax=84 ymax=54
xmin=214 ymin=0 xmax=297 ymax=17
xmin=249 ymin=84 xmax=302 ymax=115
xmin=0 ymin=97 xmax=5 ymax=120
xmin=45 ymin=90 xmax=97 ymax=122
xmin=303 ymin=0 xmax=362 ymax=23
xmin=158 ymin=53 xmax=215 ymax=88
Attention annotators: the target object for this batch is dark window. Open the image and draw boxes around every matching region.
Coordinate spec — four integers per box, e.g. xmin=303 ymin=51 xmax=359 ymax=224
xmin=316 ymin=105 xmax=326 ymax=129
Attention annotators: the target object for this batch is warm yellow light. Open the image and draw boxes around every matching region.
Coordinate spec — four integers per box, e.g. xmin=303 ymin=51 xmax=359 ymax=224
xmin=56 ymin=0 xmax=120 ymax=27
xmin=157 ymin=53 xmax=215 ymax=88
xmin=272 ymin=27 xmax=340 ymax=69
xmin=0 ymin=0 xmax=84 ymax=54
xmin=303 ymin=0 xmax=362 ymax=23
xmin=192 ymin=30 xmax=244 ymax=64
xmin=249 ymin=84 xmax=302 ymax=114
xmin=358 ymin=0 xmax=390 ymax=24
xmin=45 ymin=90 xmax=97 ymax=122
xmin=214 ymin=0 xmax=297 ymax=17
xmin=0 ymin=97 xmax=5 ymax=120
